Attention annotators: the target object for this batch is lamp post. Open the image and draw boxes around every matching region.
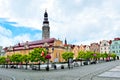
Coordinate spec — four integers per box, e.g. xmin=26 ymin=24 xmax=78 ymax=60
xmin=45 ymin=53 xmax=51 ymax=71
xmin=44 ymin=43 xmax=51 ymax=71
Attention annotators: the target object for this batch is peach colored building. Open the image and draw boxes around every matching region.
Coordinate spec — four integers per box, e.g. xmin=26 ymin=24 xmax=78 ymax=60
xmin=84 ymin=45 xmax=90 ymax=51
xmin=5 ymin=38 xmax=66 ymax=62
xmin=90 ymin=43 xmax=100 ymax=53
xmin=72 ymin=45 xmax=79 ymax=59
xmin=79 ymin=44 xmax=85 ymax=51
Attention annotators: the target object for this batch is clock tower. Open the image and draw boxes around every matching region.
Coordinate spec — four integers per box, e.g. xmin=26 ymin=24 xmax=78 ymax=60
xmin=42 ymin=10 xmax=50 ymax=40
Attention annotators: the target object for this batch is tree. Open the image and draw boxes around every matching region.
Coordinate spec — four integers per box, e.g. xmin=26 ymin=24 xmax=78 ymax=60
xmin=11 ymin=53 xmax=22 ymax=68
xmin=29 ymin=48 xmax=47 ymax=70
xmin=62 ymin=52 xmax=74 ymax=61
xmin=77 ymin=51 xmax=85 ymax=66
xmin=62 ymin=52 xmax=74 ymax=69
xmin=5 ymin=56 xmax=11 ymax=68
xmin=85 ymin=51 xmax=93 ymax=60
xmin=101 ymin=53 xmax=108 ymax=61
xmin=77 ymin=51 xmax=85 ymax=59
xmin=110 ymin=53 xmax=117 ymax=60
xmin=22 ymin=55 xmax=30 ymax=69
xmin=91 ymin=52 xmax=101 ymax=61
xmin=0 ymin=56 xmax=6 ymax=65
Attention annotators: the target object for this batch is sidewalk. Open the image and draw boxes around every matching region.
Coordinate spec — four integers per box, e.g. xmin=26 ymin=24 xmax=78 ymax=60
xmin=93 ymin=65 xmax=120 ymax=80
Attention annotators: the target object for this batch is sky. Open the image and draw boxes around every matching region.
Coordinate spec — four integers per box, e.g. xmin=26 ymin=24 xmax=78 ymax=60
xmin=0 ymin=0 xmax=120 ymax=47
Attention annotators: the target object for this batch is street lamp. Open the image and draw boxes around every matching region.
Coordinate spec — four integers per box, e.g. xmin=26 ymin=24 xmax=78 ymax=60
xmin=45 ymin=53 xmax=51 ymax=71
xmin=44 ymin=43 xmax=51 ymax=71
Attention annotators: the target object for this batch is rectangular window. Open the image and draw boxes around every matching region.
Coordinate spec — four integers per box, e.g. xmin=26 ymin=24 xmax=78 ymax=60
xmin=112 ymin=46 xmax=114 ymax=49
xmin=116 ymin=51 xmax=118 ymax=53
xmin=113 ymin=51 xmax=115 ymax=53
xmin=104 ymin=47 xmax=106 ymax=50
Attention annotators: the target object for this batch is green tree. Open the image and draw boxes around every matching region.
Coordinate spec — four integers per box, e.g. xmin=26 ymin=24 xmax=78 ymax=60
xmin=101 ymin=53 xmax=108 ymax=61
xmin=29 ymin=48 xmax=47 ymax=70
xmin=85 ymin=51 xmax=93 ymax=60
xmin=22 ymin=55 xmax=30 ymax=69
xmin=77 ymin=51 xmax=85 ymax=59
xmin=11 ymin=53 xmax=22 ymax=68
xmin=0 ymin=56 xmax=6 ymax=65
xmin=77 ymin=51 xmax=86 ymax=66
xmin=110 ymin=53 xmax=117 ymax=60
xmin=91 ymin=52 xmax=101 ymax=61
xmin=62 ymin=52 xmax=74 ymax=61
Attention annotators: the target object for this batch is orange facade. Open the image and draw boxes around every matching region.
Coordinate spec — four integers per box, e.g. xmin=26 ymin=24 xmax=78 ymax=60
xmin=5 ymin=38 xmax=66 ymax=62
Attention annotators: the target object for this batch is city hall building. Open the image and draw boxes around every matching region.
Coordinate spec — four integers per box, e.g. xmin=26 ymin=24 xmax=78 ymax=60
xmin=4 ymin=10 xmax=67 ymax=62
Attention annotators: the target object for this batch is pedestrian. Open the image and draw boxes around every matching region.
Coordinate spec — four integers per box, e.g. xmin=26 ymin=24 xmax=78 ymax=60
xmin=54 ymin=64 xmax=57 ymax=70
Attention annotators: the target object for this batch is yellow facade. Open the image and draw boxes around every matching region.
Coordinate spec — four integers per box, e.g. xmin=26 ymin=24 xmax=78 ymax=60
xmin=5 ymin=39 xmax=88 ymax=62
xmin=79 ymin=44 xmax=85 ymax=51
xmin=5 ymin=39 xmax=66 ymax=62
xmin=72 ymin=46 xmax=79 ymax=59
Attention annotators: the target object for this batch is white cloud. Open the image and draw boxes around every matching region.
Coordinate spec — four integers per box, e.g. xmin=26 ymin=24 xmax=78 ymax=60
xmin=1 ymin=0 xmax=120 ymax=47
xmin=1 ymin=34 xmax=32 ymax=47
xmin=13 ymin=34 xmax=31 ymax=44
xmin=50 ymin=0 xmax=120 ymax=45
xmin=0 ymin=26 xmax=12 ymax=36
xmin=0 ymin=26 xmax=31 ymax=47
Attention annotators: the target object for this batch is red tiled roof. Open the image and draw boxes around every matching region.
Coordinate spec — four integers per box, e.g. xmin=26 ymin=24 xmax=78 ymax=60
xmin=109 ymin=40 xmax=112 ymax=44
xmin=6 ymin=38 xmax=56 ymax=51
xmin=114 ymin=38 xmax=120 ymax=41
xmin=28 ymin=38 xmax=56 ymax=45
xmin=14 ymin=47 xmax=24 ymax=50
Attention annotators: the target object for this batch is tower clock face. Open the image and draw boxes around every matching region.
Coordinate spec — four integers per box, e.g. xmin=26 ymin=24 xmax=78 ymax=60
xmin=44 ymin=29 xmax=48 ymax=33
xmin=44 ymin=29 xmax=48 ymax=34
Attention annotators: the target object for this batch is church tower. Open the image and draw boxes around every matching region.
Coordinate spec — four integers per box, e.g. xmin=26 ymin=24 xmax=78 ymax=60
xmin=42 ymin=10 xmax=50 ymax=40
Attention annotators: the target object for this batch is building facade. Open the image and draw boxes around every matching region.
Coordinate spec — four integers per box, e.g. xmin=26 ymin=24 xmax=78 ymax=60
xmin=0 ymin=46 xmax=5 ymax=56
xmin=90 ymin=43 xmax=100 ymax=53
xmin=5 ymin=38 xmax=66 ymax=62
xmin=72 ymin=45 xmax=79 ymax=59
xmin=110 ymin=38 xmax=120 ymax=56
xmin=79 ymin=44 xmax=85 ymax=51
xmin=100 ymin=40 xmax=111 ymax=54
xmin=84 ymin=45 xmax=90 ymax=52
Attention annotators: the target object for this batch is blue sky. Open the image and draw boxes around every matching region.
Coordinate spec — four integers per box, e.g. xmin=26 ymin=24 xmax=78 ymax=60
xmin=0 ymin=0 xmax=120 ymax=47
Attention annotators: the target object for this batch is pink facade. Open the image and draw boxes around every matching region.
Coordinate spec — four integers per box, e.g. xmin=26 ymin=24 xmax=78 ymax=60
xmin=90 ymin=43 xmax=100 ymax=53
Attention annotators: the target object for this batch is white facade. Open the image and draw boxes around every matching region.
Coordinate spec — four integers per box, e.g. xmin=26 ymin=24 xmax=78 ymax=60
xmin=84 ymin=45 xmax=90 ymax=51
xmin=100 ymin=40 xmax=110 ymax=54
xmin=0 ymin=46 xmax=5 ymax=56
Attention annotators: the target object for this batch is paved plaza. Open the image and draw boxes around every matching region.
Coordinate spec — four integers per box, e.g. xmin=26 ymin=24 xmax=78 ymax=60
xmin=0 ymin=60 xmax=120 ymax=80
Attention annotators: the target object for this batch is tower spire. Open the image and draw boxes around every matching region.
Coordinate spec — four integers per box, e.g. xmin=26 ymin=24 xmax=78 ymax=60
xmin=42 ymin=10 xmax=50 ymax=40
xmin=65 ymin=38 xmax=67 ymax=45
xmin=43 ymin=9 xmax=49 ymax=24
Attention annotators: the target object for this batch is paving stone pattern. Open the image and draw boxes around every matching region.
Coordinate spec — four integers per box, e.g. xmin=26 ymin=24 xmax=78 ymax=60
xmin=0 ymin=60 xmax=120 ymax=80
